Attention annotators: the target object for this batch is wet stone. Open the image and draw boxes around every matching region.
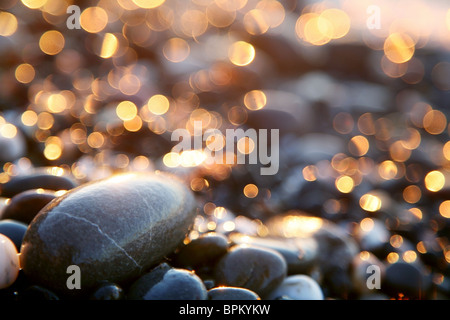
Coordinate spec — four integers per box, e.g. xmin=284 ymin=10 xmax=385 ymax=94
xmin=214 ymin=244 xmax=287 ymax=298
xmin=265 ymin=214 xmax=358 ymax=299
xmin=354 ymin=218 xmax=390 ymax=253
xmin=19 ymin=172 xmax=198 ymax=296
xmin=19 ymin=285 xmax=59 ymax=301
xmin=382 ymin=262 xmax=431 ymax=299
xmin=208 ymin=287 xmax=260 ymax=300
xmin=229 ymin=233 xmax=318 ymax=275
xmin=89 ymin=282 xmax=124 ymax=300
xmin=0 ymin=173 xmax=77 ymax=198
xmin=266 ymin=275 xmax=324 ymax=300
xmin=0 ymin=234 xmax=20 ymax=289
xmin=0 ymin=219 xmax=28 ymax=252
xmin=127 ymin=263 xmax=207 ymax=300
xmin=1 ymin=189 xmax=57 ymax=224
xmin=173 ymin=232 xmax=229 ymax=270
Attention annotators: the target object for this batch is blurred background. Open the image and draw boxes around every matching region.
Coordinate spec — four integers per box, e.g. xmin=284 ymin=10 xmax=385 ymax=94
xmin=0 ymin=0 xmax=449 ymax=299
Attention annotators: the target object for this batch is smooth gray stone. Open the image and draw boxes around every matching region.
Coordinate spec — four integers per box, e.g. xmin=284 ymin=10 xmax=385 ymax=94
xmin=20 ymin=172 xmax=197 ymax=296
xmin=0 ymin=129 xmax=26 ymax=162
xmin=229 ymin=233 xmax=318 ymax=275
xmin=265 ymin=214 xmax=359 ymax=273
xmin=214 ymin=245 xmax=287 ymax=298
xmin=1 ymin=189 xmax=57 ymax=224
xmin=266 ymin=275 xmax=324 ymax=300
xmin=208 ymin=287 xmax=260 ymax=300
xmin=127 ymin=263 xmax=207 ymax=300
xmin=0 ymin=173 xmax=77 ymax=198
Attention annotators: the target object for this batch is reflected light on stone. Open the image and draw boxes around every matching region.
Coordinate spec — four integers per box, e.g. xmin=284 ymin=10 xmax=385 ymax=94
xmin=244 ymin=90 xmax=266 ymax=111
xmin=360 ymin=193 xmax=382 ymax=212
xmin=378 ymin=160 xmax=398 ymax=180
xmin=39 ymin=30 xmax=65 ymax=55
xmin=100 ymin=33 xmax=118 ymax=59
xmin=439 ymin=200 xmax=450 ymax=218
xmin=15 ymin=64 xmax=36 ymax=84
xmin=80 ymin=7 xmax=108 ymax=33
xmin=243 ymin=183 xmax=258 ymax=198
xmin=281 ymin=215 xmax=323 ymax=238
xmin=384 ymin=32 xmax=415 ymax=63
xmin=228 ymin=41 xmax=255 ymax=67
xmin=163 ymin=38 xmax=190 ymax=63
xmin=335 ymin=175 xmax=354 ymax=193
xmin=424 ymin=170 xmax=445 ymax=192
xmin=403 ymin=185 xmax=421 ymax=204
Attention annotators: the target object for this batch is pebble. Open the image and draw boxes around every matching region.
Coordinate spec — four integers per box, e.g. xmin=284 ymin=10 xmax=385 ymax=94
xmin=19 ymin=285 xmax=59 ymax=301
xmin=19 ymin=172 xmax=198 ymax=296
xmin=0 ymin=219 xmax=28 ymax=251
xmin=0 ymin=128 xmax=26 ymax=162
xmin=214 ymin=245 xmax=287 ymax=298
xmin=127 ymin=263 xmax=207 ymax=300
xmin=265 ymin=213 xmax=359 ymax=298
xmin=0 ymin=173 xmax=77 ymax=198
xmin=266 ymin=275 xmax=324 ymax=300
xmin=383 ymin=262 xmax=431 ymax=299
xmin=229 ymin=233 xmax=318 ymax=275
xmin=89 ymin=282 xmax=124 ymax=300
xmin=354 ymin=218 xmax=390 ymax=253
xmin=208 ymin=287 xmax=260 ymax=300
xmin=1 ymin=189 xmax=57 ymax=224
xmin=0 ymin=234 xmax=20 ymax=289
xmin=173 ymin=232 xmax=228 ymax=269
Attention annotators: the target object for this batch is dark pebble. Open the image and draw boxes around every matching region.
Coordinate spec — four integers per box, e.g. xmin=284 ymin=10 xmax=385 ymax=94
xmin=89 ymin=282 xmax=124 ymax=300
xmin=173 ymin=232 xmax=228 ymax=269
xmin=214 ymin=245 xmax=287 ymax=298
xmin=0 ymin=219 xmax=28 ymax=251
xmin=127 ymin=263 xmax=207 ymax=300
xmin=20 ymin=172 xmax=197 ymax=296
xmin=208 ymin=287 xmax=260 ymax=300
xmin=1 ymin=189 xmax=57 ymax=224
xmin=382 ymin=262 xmax=431 ymax=299
xmin=229 ymin=233 xmax=318 ymax=275
xmin=0 ymin=173 xmax=77 ymax=198
xmin=19 ymin=285 xmax=59 ymax=301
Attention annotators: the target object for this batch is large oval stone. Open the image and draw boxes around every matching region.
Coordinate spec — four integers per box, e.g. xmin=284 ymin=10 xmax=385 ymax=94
xmin=20 ymin=172 xmax=198 ymax=296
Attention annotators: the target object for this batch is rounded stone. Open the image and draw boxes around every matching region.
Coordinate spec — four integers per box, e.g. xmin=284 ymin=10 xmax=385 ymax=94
xmin=208 ymin=287 xmax=260 ymax=300
xmin=214 ymin=245 xmax=287 ymax=298
xmin=19 ymin=285 xmax=59 ymax=301
xmin=0 ymin=234 xmax=20 ymax=289
xmin=229 ymin=233 xmax=318 ymax=275
xmin=1 ymin=189 xmax=57 ymax=224
xmin=173 ymin=232 xmax=229 ymax=269
xmin=127 ymin=263 xmax=207 ymax=300
xmin=20 ymin=172 xmax=198 ymax=296
xmin=89 ymin=282 xmax=124 ymax=300
xmin=266 ymin=275 xmax=324 ymax=300
xmin=0 ymin=173 xmax=77 ymax=198
xmin=0 ymin=219 xmax=28 ymax=252
xmin=382 ymin=262 xmax=430 ymax=299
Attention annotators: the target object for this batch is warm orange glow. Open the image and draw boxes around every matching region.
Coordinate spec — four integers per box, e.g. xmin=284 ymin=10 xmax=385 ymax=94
xmin=360 ymin=193 xmax=382 ymax=212
xmin=335 ymin=175 xmax=354 ymax=193
xmin=384 ymin=33 xmax=415 ymax=63
xmin=244 ymin=90 xmax=266 ymax=111
xmin=80 ymin=7 xmax=108 ymax=33
xmin=15 ymin=64 xmax=36 ymax=84
xmin=424 ymin=170 xmax=445 ymax=192
xmin=243 ymin=184 xmax=259 ymax=198
xmin=39 ymin=30 xmax=65 ymax=55
xmin=228 ymin=41 xmax=255 ymax=66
